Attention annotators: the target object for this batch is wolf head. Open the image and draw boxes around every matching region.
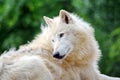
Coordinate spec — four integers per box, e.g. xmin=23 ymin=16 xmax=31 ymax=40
xmin=44 ymin=10 xmax=100 ymax=60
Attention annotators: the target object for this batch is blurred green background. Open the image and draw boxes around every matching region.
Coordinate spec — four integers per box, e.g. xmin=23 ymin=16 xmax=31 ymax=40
xmin=0 ymin=0 xmax=120 ymax=77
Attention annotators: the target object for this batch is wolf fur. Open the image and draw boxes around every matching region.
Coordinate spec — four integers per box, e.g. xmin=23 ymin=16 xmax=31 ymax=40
xmin=0 ymin=10 xmax=120 ymax=80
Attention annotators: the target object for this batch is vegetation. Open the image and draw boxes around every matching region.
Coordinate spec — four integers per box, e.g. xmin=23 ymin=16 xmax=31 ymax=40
xmin=0 ymin=0 xmax=120 ymax=77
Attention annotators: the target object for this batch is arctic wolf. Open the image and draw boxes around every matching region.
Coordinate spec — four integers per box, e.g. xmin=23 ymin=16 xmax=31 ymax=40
xmin=0 ymin=10 xmax=120 ymax=80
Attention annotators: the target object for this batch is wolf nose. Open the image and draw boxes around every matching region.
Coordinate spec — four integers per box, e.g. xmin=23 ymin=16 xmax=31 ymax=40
xmin=53 ymin=52 xmax=65 ymax=59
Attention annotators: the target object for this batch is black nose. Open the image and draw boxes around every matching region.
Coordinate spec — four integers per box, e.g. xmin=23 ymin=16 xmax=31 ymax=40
xmin=53 ymin=52 xmax=65 ymax=59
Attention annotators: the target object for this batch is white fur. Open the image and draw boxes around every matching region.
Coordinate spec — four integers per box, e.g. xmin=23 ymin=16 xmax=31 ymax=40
xmin=0 ymin=10 xmax=120 ymax=80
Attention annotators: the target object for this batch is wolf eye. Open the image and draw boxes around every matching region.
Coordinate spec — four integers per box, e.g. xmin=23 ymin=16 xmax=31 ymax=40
xmin=59 ymin=33 xmax=64 ymax=38
xmin=52 ymin=39 xmax=55 ymax=42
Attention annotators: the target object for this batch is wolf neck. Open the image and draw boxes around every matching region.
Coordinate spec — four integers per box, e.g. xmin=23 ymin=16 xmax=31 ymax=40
xmin=62 ymin=49 xmax=98 ymax=69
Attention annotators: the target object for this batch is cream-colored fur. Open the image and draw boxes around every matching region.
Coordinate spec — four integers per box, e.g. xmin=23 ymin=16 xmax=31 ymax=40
xmin=0 ymin=10 xmax=120 ymax=80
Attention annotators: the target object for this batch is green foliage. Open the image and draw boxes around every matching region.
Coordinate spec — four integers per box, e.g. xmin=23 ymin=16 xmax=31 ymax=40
xmin=107 ymin=28 xmax=120 ymax=76
xmin=0 ymin=0 xmax=120 ymax=77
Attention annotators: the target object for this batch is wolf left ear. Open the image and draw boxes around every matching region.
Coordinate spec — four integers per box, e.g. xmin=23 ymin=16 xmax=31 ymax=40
xmin=59 ymin=10 xmax=73 ymax=24
xmin=43 ymin=16 xmax=53 ymax=27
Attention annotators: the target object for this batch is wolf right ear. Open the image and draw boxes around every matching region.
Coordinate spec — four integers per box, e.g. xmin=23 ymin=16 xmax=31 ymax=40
xmin=59 ymin=10 xmax=73 ymax=24
xmin=43 ymin=16 xmax=53 ymax=27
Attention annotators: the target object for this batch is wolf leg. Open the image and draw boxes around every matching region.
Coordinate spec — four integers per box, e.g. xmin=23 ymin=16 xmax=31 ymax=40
xmin=98 ymin=74 xmax=120 ymax=80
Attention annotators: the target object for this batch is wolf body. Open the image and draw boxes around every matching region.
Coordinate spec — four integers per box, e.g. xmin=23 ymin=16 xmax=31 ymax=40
xmin=0 ymin=10 xmax=119 ymax=80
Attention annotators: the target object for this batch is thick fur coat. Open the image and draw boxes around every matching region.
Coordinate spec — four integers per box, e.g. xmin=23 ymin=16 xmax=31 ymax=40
xmin=0 ymin=10 xmax=119 ymax=80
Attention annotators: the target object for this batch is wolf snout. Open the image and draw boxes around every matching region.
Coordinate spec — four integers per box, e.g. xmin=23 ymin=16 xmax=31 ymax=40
xmin=53 ymin=52 xmax=65 ymax=59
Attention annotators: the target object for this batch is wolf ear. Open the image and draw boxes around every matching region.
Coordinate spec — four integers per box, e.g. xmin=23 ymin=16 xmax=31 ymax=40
xmin=43 ymin=16 xmax=53 ymax=27
xmin=59 ymin=10 xmax=73 ymax=24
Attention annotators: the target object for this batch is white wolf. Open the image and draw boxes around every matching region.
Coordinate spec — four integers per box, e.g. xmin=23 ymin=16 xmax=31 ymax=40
xmin=0 ymin=10 xmax=120 ymax=80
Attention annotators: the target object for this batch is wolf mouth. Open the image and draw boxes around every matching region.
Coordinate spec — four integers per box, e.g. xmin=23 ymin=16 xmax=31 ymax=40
xmin=53 ymin=52 xmax=65 ymax=59
xmin=65 ymin=47 xmax=71 ymax=54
